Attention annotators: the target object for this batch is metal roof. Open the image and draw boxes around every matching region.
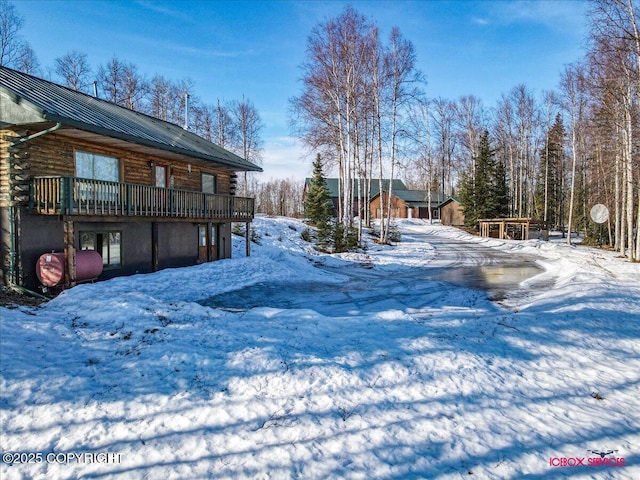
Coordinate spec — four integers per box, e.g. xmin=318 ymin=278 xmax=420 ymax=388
xmin=305 ymin=178 xmax=408 ymax=199
xmin=0 ymin=66 xmax=262 ymax=172
xmin=393 ymin=190 xmax=445 ymax=206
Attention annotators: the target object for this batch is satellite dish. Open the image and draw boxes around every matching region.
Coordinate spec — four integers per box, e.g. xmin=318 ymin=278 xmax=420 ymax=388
xmin=590 ymin=204 xmax=609 ymax=224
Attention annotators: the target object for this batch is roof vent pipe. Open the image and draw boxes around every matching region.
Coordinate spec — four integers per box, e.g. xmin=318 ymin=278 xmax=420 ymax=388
xmin=93 ymin=80 xmax=98 ymax=98
xmin=184 ymin=93 xmax=190 ymax=130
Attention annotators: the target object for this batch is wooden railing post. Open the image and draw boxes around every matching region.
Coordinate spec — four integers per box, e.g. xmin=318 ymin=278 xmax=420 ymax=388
xmin=126 ymin=183 xmax=131 ymax=216
xmin=65 ymin=177 xmax=74 ymax=215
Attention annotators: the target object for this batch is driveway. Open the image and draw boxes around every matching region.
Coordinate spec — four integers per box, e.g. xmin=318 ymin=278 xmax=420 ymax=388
xmin=203 ymin=223 xmax=545 ymax=315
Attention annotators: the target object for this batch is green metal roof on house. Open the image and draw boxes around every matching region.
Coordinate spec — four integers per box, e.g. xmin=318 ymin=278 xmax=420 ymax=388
xmin=304 ymin=178 xmax=408 ymax=199
xmin=0 ymin=66 xmax=262 ymax=172
xmin=392 ymin=190 xmax=444 ymax=207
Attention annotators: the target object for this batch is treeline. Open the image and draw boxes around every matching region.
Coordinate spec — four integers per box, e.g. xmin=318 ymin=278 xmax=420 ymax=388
xmin=247 ymin=177 xmax=305 ymax=218
xmin=290 ymin=2 xmax=640 ymax=260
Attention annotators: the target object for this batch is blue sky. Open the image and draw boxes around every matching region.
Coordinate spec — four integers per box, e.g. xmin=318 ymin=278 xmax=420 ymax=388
xmin=17 ymin=0 xmax=589 ymax=180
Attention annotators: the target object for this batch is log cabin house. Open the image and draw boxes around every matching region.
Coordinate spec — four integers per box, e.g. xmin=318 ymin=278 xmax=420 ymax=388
xmin=369 ymin=189 xmax=443 ymax=220
xmin=0 ymin=67 xmax=262 ymax=291
xmin=303 ymin=178 xmax=407 ymax=218
xmin=303 ymin=178 xmax=442 ymax=220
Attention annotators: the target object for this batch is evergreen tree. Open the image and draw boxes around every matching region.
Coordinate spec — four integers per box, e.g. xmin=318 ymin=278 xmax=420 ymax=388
xmin=304 ymin=154 xmax=332 ymax=246
xmin=304 ymin=154 xmax=331 ymax=223
xmin=458 ymin=167 xmax=477 ymax=227
xmin=534 ymin=114 xmax=565 ymax=229
xmin=474 ymin=131 xmax=496 ymax=221
xmin=459 ymin=130 xmax=506 ymax=228
xmin=492 ymin=157 xmax=509 ymax=218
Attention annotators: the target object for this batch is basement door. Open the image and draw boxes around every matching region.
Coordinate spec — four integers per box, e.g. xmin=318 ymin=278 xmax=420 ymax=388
xmin=198 ymin=223 xmax=218 ymax=263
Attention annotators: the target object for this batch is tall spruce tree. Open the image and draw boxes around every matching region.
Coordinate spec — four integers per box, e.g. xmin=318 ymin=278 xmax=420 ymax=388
xmin=457 ymin=167 xmax=477 ymax=227
xmin=459 ymin=130 xmax=506 ymax=228
xmin=304 ymin=154 xmax=332 ymax=245
xmin=492 ymin=156 xmax=509 ymax=218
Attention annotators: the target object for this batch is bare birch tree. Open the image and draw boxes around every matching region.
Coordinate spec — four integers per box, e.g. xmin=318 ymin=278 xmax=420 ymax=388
xmin=55 ymin=51 xmax=92 ymax=92
xmin=230 ymin=96 xmax=264 ymax=195
xmin=430 ymin=97 xmax=457 ymax=198
xmin=560 ymin=64 xmax=589 ymax=246
xmin=379 ymin=27 xmax=421 ymax=243
xmin=454 ymin=95 xmax=486 ymax=174
xmin=408 ymin=97 xmax=436 ymax=223
xmin=147 ymin=75 xmax=174 ymax=121
xmin=589 ymin=0 xmax=639 ymax=260
xmin=291 ymin=7 xmax=376 ymax=236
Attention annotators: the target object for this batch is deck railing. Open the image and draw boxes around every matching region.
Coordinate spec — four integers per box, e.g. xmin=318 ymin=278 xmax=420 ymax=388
xmin=31 ymin=176 xmax=254 ymax=221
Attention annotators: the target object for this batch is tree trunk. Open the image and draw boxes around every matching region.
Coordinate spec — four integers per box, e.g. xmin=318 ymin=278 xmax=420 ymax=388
xmin=625 ymin=106 xmax=634 ymax=259
xmin=567 ymin=126 xmax=578 ymax=245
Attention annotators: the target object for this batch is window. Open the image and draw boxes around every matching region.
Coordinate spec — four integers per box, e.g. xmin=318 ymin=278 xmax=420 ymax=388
xmin=80 ymin=231 xmax=122 ymax=268
xmin=155 ymin=164 xmax=169 ymax=188
xmin=202 ymin=173 xmax=217 ymax=194
xmin=75 ymin=151 xmax=119 ymax=181
xmin=210 ymin=224 xmax=217 ymax=246
xmin=198 ymin=225 xmax=207 ymax=247
xmin=197 ymin=224 xmax=217 ymax=247
xmin=75 ymin=151 xmax=120 ymax=202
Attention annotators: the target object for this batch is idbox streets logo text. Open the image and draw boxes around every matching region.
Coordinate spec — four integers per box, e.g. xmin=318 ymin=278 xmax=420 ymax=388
xmin=549 ymin=449 xmax=625 ymax=468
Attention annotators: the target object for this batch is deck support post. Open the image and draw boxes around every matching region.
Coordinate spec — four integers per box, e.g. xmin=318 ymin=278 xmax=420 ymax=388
xmin=245 ymin=222 xmax=251 ymax=257
xmin=64 ymin=220 xmax=76 ymax=287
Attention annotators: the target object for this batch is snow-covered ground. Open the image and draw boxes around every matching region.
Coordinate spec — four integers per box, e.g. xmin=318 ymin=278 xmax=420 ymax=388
xmin=1 ymin=217 xmax=639 ymax=479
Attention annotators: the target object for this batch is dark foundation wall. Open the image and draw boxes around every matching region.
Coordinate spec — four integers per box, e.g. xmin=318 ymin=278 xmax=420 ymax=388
xmin=157 ymin=223 xmax=198 ymax=269
xmin=17 ymin=209 xmax=64 ymax=289
xmin=74 ymin=221 xmax=154 ymax=280
xmin=14 ymin=214 xmax=237 ymax=289
xmin=155 ymin=222 xmax=232 ymax=268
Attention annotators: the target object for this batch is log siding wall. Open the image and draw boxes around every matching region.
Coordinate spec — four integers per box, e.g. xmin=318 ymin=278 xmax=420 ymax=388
xmin=2 ymin=129 xmax=233 ymax=196
xmin=0 ymin=132 xmax=11 ymax=209
xmin=370 ymin=194 xmax=408 ymax=219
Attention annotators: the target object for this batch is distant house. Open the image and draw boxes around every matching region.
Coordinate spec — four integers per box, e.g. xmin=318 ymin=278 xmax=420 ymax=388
xmin=1 ymin=67 xmax=262 ymax=290
xmin=370 ymin=189 xmax=443 ymax=220
xmin=303 ymin=178 xmax=404 ymax=217
xmin=303 ymin=177 xmax=442 ymax=220
xmin=438 ymin=197 xmax=465 ymax=226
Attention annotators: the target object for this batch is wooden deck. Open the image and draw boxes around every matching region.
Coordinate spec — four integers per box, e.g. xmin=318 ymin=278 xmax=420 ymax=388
xmin=31 ymin=176 xmax=254 ymax=221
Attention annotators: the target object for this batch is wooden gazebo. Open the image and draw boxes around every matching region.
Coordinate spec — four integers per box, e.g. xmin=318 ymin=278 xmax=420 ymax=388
xmin=478 ymin=218 xmax=531 ymax=240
